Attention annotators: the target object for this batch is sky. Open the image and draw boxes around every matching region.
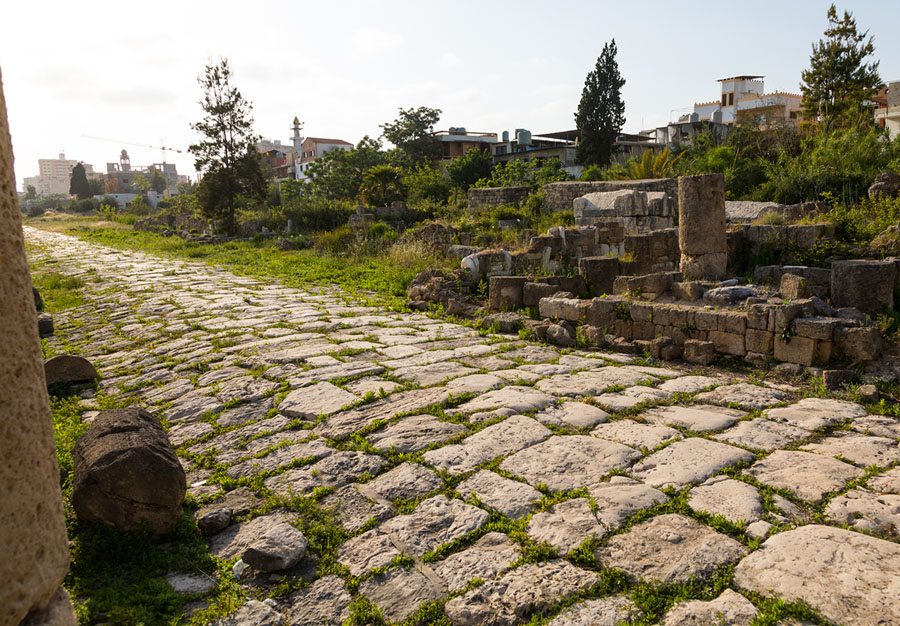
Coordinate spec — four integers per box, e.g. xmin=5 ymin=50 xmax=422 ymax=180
xmin=2 ymin=0 xmax=899 ymax=190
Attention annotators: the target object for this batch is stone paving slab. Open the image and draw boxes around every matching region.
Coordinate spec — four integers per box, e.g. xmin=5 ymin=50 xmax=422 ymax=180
xmin=630 ymin=438 xmax=754 ymax=489
xmin=694 ymin=382 xmax=787 ymax=409
xmin=800 ymin=431 xmax=900 ymax=467
xmin=591 ymin=420 xmax=682 ymax=450
xmin=765 ymin=397 xmax=867 ymax=430
xmin=368 ymin=414 xmax=466 ymax=453
xmin=660 ymin=589 xmax=757 ymax=626
xmin=527 ymin=498 xmax=606 ymax=553
xmin=712 ymin=418 xmax=811 ymax=451
xmin=431 ymin=532 xmax=519 ymax=593
xmin=545 ymin=596 xmax=640 ymax=626
xmin=744 ymin=449 xmax=864 ymax=502
xmin=643 ymin=404 xmax=745 ymax=432
xmin=380 ymin=495 xmax=489 ymax=557
xmin=456 ymin=470 xmax=541 ymax=519
xmin=359 ymin=565 xmax=445 ymax=623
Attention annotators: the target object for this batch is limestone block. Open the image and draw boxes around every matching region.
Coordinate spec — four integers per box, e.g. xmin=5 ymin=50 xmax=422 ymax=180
xmin=489 ymin=276 xmax=526 ymax=311
xmin=709 ymin=331 xmax=745 ymax=356
xmin=747 ymin=304 xmax=774 ymax=331
xmin=793 ymin=317 xmax=836 ymax=341
xmin=834 ymin=326 xmax=882 ymax=362
xmin=745 ymin=329 xmax=774 ymax=354
xmin=683 ymin=340 xmax=715 ymax=365
xmin=773 ymin=335 xmax=816 ymax=366
xmin=780 ymin=273 xmax=811 ymax=298
xmin=832 ymin=259 xmax=896 ymax=314
xmin=678 ymin=174 xmax=726 ymax=257
xmin=538 ymin=297 xmax=589 ymax=323
xmin=680 ymin=252 xmax=727 ymax=281
xmin=523 ymin=282 xmax=558 ymax=307
xmin=578 ymin=256 xmax=618 ymax=296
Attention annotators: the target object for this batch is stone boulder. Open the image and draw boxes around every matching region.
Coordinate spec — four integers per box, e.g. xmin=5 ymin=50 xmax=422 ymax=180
xmin=43 ymin=354 xmax=98 ymax=386
xmin=38 ymin=312 xmax=54 ymax=338
xmin=242 ymin=523 xmax=308 ymax=572
xmin=407 ymin=270 xmax=470 ymax=306
xmin=868 ymin=172 xmax=900 ymax=200
xmin=72 ymin=407 xmax=186 ymax=534
xmin=32 ymin=286 xmax=43 ymax=312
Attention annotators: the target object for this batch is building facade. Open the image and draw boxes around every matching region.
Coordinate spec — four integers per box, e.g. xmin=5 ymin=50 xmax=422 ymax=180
xmin=875 ymin=81 xmax=900 ymax=139
xmin=693 ymin=76 xmax=801 ymax=127
xmin=23 ymin=153 xmax=94 ymax=195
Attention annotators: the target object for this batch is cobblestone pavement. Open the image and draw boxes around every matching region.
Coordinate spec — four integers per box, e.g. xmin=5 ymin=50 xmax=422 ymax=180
xmin=28 ymin=227 xmax=900 ymax=626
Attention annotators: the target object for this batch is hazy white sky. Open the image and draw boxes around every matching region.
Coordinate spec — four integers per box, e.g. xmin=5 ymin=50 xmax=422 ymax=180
xmin=2 ymin=0 xmax=898 ymax=190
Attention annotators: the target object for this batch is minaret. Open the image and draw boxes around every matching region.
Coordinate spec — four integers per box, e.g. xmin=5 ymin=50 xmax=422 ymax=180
xmin=291 ymin=116 xmax=304 ymax=180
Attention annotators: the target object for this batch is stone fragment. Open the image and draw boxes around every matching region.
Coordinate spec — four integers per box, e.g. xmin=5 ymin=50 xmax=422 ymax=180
xmin=688 ymin=476 xmax=764 ymax=523
xmin=280 ymin=382 xmax=359 ymax=419
xmin=444 ymin=560 xmax=598 ymax=626
xmin=683 ymin=339 xmax=715 ymax=365
xmin=694 ymin=383 xmax=786 ymax=409
xmin=801 ymin=431 xmax=900 ymax=467
xmin=734 ymin=525 xmax=900 ymax=626
xmin=242 ymin=522 xmax=307 ymax=572
xmin=528 ymin=499 xmax=605 ymax=553
xmin=825 ymin=488 xmax=900 ymax=534
xmin=284 ymin=575 xmax=351 ymax=626
xmin=630 ymin=438 xmax=753 ymax=489
xmin=72 ymin=407 xmax=185 ymax=534
xmin=546 ymin=596 xmax=641 ymax=626
xmin=535 ymin=401 xmax=609 ymax=428
xmin=38 ymin=312 xmax=54 ymax=337
xmin=432 ymin=532 xmax=519 ymax=592
xmin=380 ymin=495 xmax=489 ymax=557
xmin=423 ymin=415 xmax=551 ymax=475
xmin=660 ymin=589 xmax=757 ymax=626
xmin=643 ymin=404 xmax=744 ymax=432
xmin=744 ymin=450 xmax=864 ymax=502
xmin=209 ymin=512 xmax=296 ymax=560
xmin=457 ymin=470 xmax=541 ymax=519
xmin=765 ymin=397 xmax=866 ymax=430
xmin=368 ymin=462 xmax=442 ymax=502
xmin=869 ymin=467 xmax=900 ymax=494
xmin=368 ymin=414 xmax=465 ymax=453
xmin=337 ymin=529 xmax=401 ymax=576
xmin=713 ymin=418 xmax=811 ymax=451
xmin=501 ymin=435 xmax=640 ymax=491
xmin=165 ymin=572 xmax=217 ymax=595
xmin=322 ymin=485 xmax=393 ymax=533
xmin=359 ymin=566 xmax=445 ymax=624
xmin=591 ymin=420 xmax=682 ymax=450
xmin=596 ymin=514 xmax=747 ymax=584
xmin=211 ymin=601 xmax=283 ymax=626
xmin=44 ymin=354 xmax=98 ymax=385
xmin=197 ymin=508 xmax=232 ymax=537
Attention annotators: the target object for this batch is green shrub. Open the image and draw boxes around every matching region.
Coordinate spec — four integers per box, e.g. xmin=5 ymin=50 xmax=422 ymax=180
xmin=315 ymin=225 xmax=356 ymax=254
xmin=404 ymin=165 xmax=451 ymax=204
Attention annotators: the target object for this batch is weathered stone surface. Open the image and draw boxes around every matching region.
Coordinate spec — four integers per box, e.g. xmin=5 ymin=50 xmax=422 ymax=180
xmin=359 ymin=566 xmax=445 ymax=623
xmin=591 ymin=420 xmax=682 ymax=450
xmin=825 ymin=488 xmax=900 ymax=534
xmin=337 ymin=529 xmax=401 ymax=576
xmin=688 ymin=476 xmax=764 ymax=523
xmin=744 ymin=450 xmax=864 ymax=502
xmin=165 ymin=572 xmax=217 ymax=595
xmin=535 ymin=401 xmax=609 ymax=428
xmin=596 ymin=514 xmax=747 ymax=584
xmin=535 ymin=368 xmax=656 ymax=397
xmin=643 ymin=404 xmax=745 ymax=432
xmin=832 ymin=259 xmax=896 ymax=314
xmin=280 ymin=382 xmax=359 ymax=419
xmin=209 ymin=512 xmax=296 ymax=560
xmin=423 ymin=415 xmax=551 ymax=474
xmin=445 ymin=373 xmax=505 ymax=394
xmin=869 ymin=467 xmax=900 ymax=494
xmin=164 ymin=392 xmax=225 ymax=424
xmin=242 ymin=522 xmax=307 ymax=572
xmin=734 ymin=525 xmax=900 ymax=626
xmin=432 ymin=532 xmax=519 ymax=592
xmin=801 ymin=432 xmax=900 ymax=467
xmin=630 ymin=438 xmax=754 ymax=489
xmin=660 ymin=589 xmax=757 ymax=626
xmin=72 ymin=407 xmax=186 ymax=534
xmin=322 ymin=485 xmax=393 ymax=533
xmin=225 ymin=438 xmax=332 ymax=479
xmin=264 ymin=451 xmax=385 ymax=496
xmin=852 ymin=415 xmax=900 ymax=439
xmin=457 ymin=470 xmax=541 ymax=519
xmin=587 ymin=477 xmax=668 ymax=528
xmin=368 ymin=462 xmax=442 ymax=502
xmin=393 ymin=361 xmax=477 ymax=387
xmin=380 ymin=495 xmax=489 ymax=557
xmin=766 ymin=398 xmax=866 ymax=430
xmin=694 ymin=383 xmax=786 ymax=409
xmin=545 ymin=596 xmax=640 ymax=626
xmin=713 ymin=418 xmax=811 ymax=451
xmin=211 ymin=601 xmax=283 ymax=626
xmin=284 ymin=575 xmax=351 ymax=626
xmin=448 ymin=386 xmax=555 ymax=416
xmin=444 ymin=560 xmax=598 ymax=626
xmin=528 ymin=498 xmax=605 ymax=553
xmin=368 ymin=414 xmax=465 ymax=453
xmin=43 ymin=354 xmax=98 ymax=385
xmin=501 ymin=435 xmax=640 ymax=491
xmin=657 ymin=375 xmax=721 ymax=395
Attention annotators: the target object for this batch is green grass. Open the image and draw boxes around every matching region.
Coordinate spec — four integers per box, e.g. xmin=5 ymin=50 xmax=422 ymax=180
xmin=31 ymin=271 xmax=86 ymax=311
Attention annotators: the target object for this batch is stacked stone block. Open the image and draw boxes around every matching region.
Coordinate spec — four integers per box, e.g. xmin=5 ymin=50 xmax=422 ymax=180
xmin=573 ymin=189 xmax=675 ymax=234
xmin=543 ymin=178 xmax=678 ymax=212
xmin=831 ymin=260 xmax=896 ymax=314
xmin=466 ymin=186 xmax=531 ymax=210
xmin=678 ymin=174 xmax=727 ymax=280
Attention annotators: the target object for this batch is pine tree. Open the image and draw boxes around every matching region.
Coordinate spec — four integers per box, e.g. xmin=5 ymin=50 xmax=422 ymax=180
xmin=575 ymin=40 xmax=626 ymax=167
xmin=68 ymin=162 xmax=91 ymax=200
xmin=800 ymin=4 xmax=881 ymax=128
xmin=189 ymin=58 xmax=264 ymax=235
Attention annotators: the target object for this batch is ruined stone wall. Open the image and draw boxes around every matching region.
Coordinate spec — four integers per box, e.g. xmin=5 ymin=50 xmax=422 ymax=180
xmin=620 ymin=229 xmax=680 ymax=275
xmin=0 ymin=68 xmax=76 ymax=625
xmin=466 ymin=186 xmax=531 ymax=210
xmin=543 ymin=178 xmax=678 ymax=212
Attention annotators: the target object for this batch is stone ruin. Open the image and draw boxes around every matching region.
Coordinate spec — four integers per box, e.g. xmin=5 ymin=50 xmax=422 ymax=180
xmin=484 ymin=173 xmax=893 ymax=369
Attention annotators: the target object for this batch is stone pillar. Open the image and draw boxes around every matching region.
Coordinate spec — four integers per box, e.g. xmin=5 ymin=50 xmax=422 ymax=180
xmin=678 ymin=174 xmax=727 ymax=280
xmin=0 ymin=68 xmax=77 ymax=625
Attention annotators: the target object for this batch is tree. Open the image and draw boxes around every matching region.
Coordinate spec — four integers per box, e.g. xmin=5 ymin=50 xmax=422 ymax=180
xmin=306 ymin=136 xmax=386 ymax=200
xmin=800 ymin=4 xmax=881 ymax=129
xmin=87 ymin=178 xmax=104 ymax=196
xmin=380 ymin=106 xmax=442 ymax=167
xmin=360 ymin=165 xmax=407 ymax=206
xmin=25 ymin=184 xmax=36 ymax=200
xmin=575 ymin=40 xmax=626 ymax=167
xmin=131 ymin=172 xmax=150 ymax=195
xmin=69 ymin=162 xmax=92 ymax=199
xmin=188 ymin=57 xmax=264 ymax=235
xmin=446 ymin=148 xmax=494 ymax=190
xmin=404 ymin=165 xmax=451 ymax=204
xmin=149 ymin=168 xmax=168 ymax=194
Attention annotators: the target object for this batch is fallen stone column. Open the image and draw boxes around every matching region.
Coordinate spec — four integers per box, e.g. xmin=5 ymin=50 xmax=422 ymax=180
xmin=0 ymin=68 xmax=77 ymax=624
xmin=678 ymin=174 xmax=727 ymax=280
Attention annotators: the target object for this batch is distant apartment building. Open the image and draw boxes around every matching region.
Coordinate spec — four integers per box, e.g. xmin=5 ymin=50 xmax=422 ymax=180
xmin=104 ymin=150 xmax=185 ymax=195
xmin=431 ymin=128 xmax=497 ymax=166
xmin=23 ymin=153 xmax=94 ymax=195
xmin=693 ymin=76 xmax=801 ymax=127
xmin=875 ymin=80 xmax=900 ymax=139
xmin=257 ymin=136 xmax=297 ymax=180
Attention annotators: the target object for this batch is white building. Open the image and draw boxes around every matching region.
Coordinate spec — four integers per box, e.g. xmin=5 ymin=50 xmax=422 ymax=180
xmin=292 ymin=116 xmax=353 ymax=181
xmin=875 ymin=81 xmax=900 ymax=139
xmin=23 ymin=153 xmax=94 ymax=196
xmin=694 ymin=76 xmax=801 ymax=127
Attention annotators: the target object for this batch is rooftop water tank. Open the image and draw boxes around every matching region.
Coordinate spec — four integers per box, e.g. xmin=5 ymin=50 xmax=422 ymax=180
xmin=501 ymin=130 xmax=509 ymax=142
xmin=516 ymin=129 xmax=532 ymax=146
xmin=689 ymin=112 xmax=700 ymax=123
xmin=711 ymin=110 xmax=723 ymax=123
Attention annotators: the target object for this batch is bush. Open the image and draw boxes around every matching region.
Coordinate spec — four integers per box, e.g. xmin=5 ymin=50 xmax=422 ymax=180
xmin=314 ymin=225 xmax=356 ymax=255
xmin=71 ymin=198 xmax=99 ymax=214
xmin=283 ymin=199 xmax=355 ymax=232
xmin=404 ymin=165 xmax=450 ymax=204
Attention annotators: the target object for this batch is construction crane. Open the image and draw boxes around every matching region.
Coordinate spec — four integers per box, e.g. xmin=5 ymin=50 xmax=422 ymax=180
xmin=82 ymin=134 xmax=183 ymax=165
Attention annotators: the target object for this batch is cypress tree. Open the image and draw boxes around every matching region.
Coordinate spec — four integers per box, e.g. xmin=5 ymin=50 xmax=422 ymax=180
xmin=575 ymin=40 xmax=626 ymax=167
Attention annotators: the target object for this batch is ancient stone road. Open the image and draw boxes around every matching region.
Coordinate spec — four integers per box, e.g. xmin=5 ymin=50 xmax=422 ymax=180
xmin=27 ymin=227 xmax=900 ymax=626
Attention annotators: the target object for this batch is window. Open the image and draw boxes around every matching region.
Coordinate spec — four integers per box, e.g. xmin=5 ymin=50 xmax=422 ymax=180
xmin=728 ymin=93 xmax=734 ymax=106
xmin=722 ymin=94 xmax=727 ymax=106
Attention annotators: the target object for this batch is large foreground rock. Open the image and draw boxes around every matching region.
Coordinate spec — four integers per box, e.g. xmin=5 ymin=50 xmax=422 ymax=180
xmin=72 ymin=407 xmax=186 ymax=534
xmin=734 ymin=525 xmax=900 ymax=626
xmin=43 ymin=354 xmax=98 ymax=386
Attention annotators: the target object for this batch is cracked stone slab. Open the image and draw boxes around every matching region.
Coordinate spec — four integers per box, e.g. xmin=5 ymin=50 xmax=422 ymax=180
xmin=337 ymin=529 xmax=401 ymax=576
xmin=852 ymin=415 xmax=900 ymax=439
xmin=343 ymin=376 xmax=403 ymax=397
xmin=444 ymin=560 xmax=598 ymax=626
xmin=535 ymin=401 xmax=609 ymax=428
xmin=630 ymin=438 xmax=754 ymax=489
xmin=595 ymin=514 xmax=747 ymax=584
xmin=546 ymin=595 xmax=641 ymax=626
xmin=869 ymin=467 xmax=900 ymax=494
xmin=380 ymin=495 xmax=489 ymax=557
xmin=284 ymin=575 xmax=351 ymax=626
xmin=447 ymin=386 xmax=555 ymax=417
xmin=432 ymin=532 xmax=519 ymax=593
xmin=368 ymin=462 xmax=443 ymax=502
xmin=279 ymin=382 xmax=360 ymax=419
xmin=457 ymin=470 xmax=541 ymax=519
xmin=535 ymin=368 xmax=657 ymax=397
xmin=825 ymin=489 xmax=900 ymax=534
xmin=263 ymin=451 xmax=385 ymax=496
xmin=527 ymin=498 xmax=606 ymax=553
xmin=359 ymin=565 xmax=446 ymax=623
xmin=226 ymin=438 xmax=332 ymax=479
xmin=322 ymin=485 xmax=393 ymax=533
xmin=392 ymin=361 xmax=477 ymax=387
xmin=591 ymin=419 xmax=682 ymax=450
xmin=744 ymin=450 xmax=864 ymax=502
xmin=688 ymin=476 xmax=764 ymax=524
xmin=164 ymin=392 xmax=225 ymax=424
xmin=500 ymin=435 xmax=640 ymax=492
xmin=712 ymin=418 xmax=811 ymax=451
xmin=423 ymin=415 xmax=551 ymax=475
xmin=208 ymin=511 xmax=296 ymax=560
xmin=694 ymin=382 xmax=787 ymax=409
xmin=315 ymin=387 xmax=451 ymax=438
xmin=587 ymin=477 xmax=668 ymax=529
xmin=368 ymin=414 xmax=465 ymax=453
xmin=445 ymin=373 xmax=506 ymax=394
xmin=643 ymin=404 xmax=745 ymax=433
xmin=660 ymin=589 xmax=758 ymax=626
xmin=657 ymin=375 xmax=722 ymax=395
xmin=765 ymin=398 xmax=867 ymax=430
xmin=734 ymin=525 xmax=900 ymax=626
xmin=800 ymin=432 xmax=900 ymax=467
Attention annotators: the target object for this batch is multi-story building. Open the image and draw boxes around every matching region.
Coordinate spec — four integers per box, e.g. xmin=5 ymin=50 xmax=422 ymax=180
xmin=875 ymin=80 xmax=900 ymax=139
xmin=289 ymin=117 xmax=354 ymax=181
xmin=23 ymin=153 xmax=94 ymax=195
xmin=431 ymin=128 xmax=497 ymax=166
xmin=693 ymin=76 xmax=801 ymax=127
